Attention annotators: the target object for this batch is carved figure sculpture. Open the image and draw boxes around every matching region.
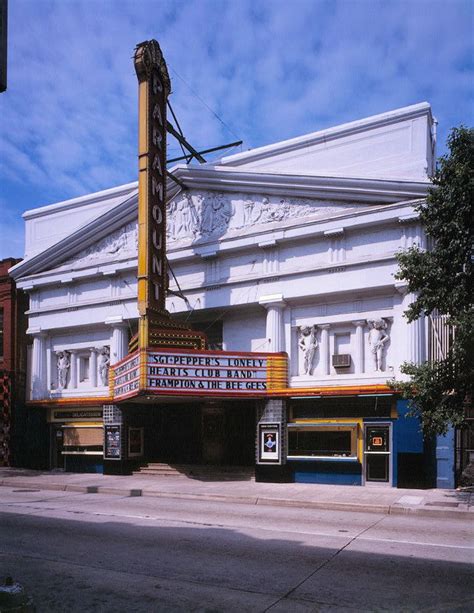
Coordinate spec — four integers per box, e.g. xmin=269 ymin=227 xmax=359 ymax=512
xmin=56 ymin=351 xmax=70 ymax=389
xmin=243 ymin=198 xmax=255 ymax=226
xmin=201 ymin=193 xmax=232 ymax=236
xmin=368 ymin=319 xmax=390 ymax=371
xmin=298 ymin=325 xmax=318 ymax=375
xmin=98 ymin=347 xmax=110 ymax=386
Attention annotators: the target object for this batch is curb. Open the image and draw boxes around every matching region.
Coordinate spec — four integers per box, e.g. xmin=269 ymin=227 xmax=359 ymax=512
xmin=1 ymin=480 xmax=471 ymax=520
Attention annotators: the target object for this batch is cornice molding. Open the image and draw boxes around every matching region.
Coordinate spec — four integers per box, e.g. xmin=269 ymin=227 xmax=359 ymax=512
xmin=172 ymin=165 xmax=430 ymax=203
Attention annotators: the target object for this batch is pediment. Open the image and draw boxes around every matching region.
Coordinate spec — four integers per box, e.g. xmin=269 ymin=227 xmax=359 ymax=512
xmin=61 ymin=222 xmax=138 ymax=269
xmin=10 ymin=188 xmax=140 ymax=280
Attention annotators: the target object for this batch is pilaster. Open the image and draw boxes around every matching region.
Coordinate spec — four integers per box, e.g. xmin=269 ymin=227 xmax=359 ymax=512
xmin=69 ymin=350 xmax=78 ymax=389
xmin=106 ymin=317 xmax=129 ymax=364
xmin=352 ymin=319 xmax=366 ymax=374
xmin=89 ymin=349 xmax=98 ymax=388
xmin=319 ymin=324 xmax=330 ymax=375
xmin=395 ymin=283 xmax=425 ymax=365
xmin=259 ymin=294 xmax=286 ymax=353
xmin=29 ymin=328 xmax=47 ymax=400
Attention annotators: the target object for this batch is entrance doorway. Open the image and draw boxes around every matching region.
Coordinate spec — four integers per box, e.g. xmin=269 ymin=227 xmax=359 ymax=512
xmin=157 ymin=405 xmax=201 ymax=463
xmin=364 ymin=424 xmax=391 ymax=484
xmin=149 ymin=402 xmax=256 ymax=466
xmin=51 ymin=426 xmax=65 ymax=469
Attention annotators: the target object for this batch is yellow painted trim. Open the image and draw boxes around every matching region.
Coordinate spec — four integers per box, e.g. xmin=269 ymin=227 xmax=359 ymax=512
xmin=139 ymin=348 xmax=148 ymax=390
xmin=288 ymin=418 xmax=364 ymax=461
xmin=61 ymin=422 xmax=103 ymax=427
xmin=276 ymin=384 xmax=394 ymax=397
xmin=27 ymin=397 xmax=112 ymax=407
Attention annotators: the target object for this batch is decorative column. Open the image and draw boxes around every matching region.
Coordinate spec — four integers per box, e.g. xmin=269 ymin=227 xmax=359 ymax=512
xmin=258 ymin=294 xmax=286 ymax=353
xmin=46 ymin=347 xmax=52 ymax=391
xmin=396 ymin=283 xmax=425 ymax=365
xmin=105 ymin=317 xmax=129 ymax=364
xmin=29 ymin=329 xmax=47 ymax=400
xmin=256 ymin=295 xmax=290 ymax=480
xmin=352 ymin=320 xmax=366 ymax=374
xmin=69 ymin=350 xmax=78 ymax=389
xmin=89 ymin=349 xmax=98 ymax=388
xmin=319 ymin=324 xmax=330 ymax=375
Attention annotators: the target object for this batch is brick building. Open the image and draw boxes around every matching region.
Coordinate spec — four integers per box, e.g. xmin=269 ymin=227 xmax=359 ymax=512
xmin=0 ymin=258 xmax=28 ymax=466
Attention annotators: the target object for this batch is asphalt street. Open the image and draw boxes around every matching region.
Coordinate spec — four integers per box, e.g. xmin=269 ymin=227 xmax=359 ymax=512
xmin=0 ymin=487 xmax=473 ymax=612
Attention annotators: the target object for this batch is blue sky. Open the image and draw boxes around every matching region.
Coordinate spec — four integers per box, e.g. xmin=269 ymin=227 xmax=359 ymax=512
xmin=1 ymin=0 xmax=473 ymax=258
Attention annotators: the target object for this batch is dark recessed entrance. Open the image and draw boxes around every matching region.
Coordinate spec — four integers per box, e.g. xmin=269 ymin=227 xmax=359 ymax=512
xmin=142 ymin=402 xmax=256 ymax=466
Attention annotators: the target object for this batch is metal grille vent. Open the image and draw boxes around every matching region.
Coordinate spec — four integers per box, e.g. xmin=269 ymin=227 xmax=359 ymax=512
xmin=332 ymin=354 xmax=351 ymax=368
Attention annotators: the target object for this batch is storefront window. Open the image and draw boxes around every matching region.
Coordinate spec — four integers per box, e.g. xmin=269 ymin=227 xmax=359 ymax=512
xmin=288 ymin=426 xmax=357 ymax=458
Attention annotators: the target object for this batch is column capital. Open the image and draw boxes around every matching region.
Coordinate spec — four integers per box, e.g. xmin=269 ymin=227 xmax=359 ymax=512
xmin=323 ymin=227 xmax=344 ymax=237
xmin=352 ymin=319 xmax=367 ymax=327
xmin=259 ymin=293 xmax=286 ymax=309
xmin=394 ymin=281 xmax=409 ymax=295
xmin=318 ymin=323 xmax=331 ymax=330
xmin=27 ymin=327 xmax=47 ymax=337
xmin=105 ymin=316 xmax=128 ymax=327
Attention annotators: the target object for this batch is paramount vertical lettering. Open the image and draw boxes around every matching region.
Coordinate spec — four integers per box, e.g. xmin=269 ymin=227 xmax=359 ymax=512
xmin=134 ymin=40 xmax=170 ymax=346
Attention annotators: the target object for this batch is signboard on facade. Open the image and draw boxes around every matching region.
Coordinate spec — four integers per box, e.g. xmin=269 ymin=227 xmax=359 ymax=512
xmin=113 ymin=353 xmax=141 ymax=398
xmin=257 ymin=423 xmax=281 ymax=464
xmin=52 ymin=410 xmax=103 ymax=422
xmin=112 ymin=348 xmax=288 ymax=401
xmin=134 ymin=39 xmax=171 ymax=344
xmin=104 ymin=425 xmax=122 ymax=460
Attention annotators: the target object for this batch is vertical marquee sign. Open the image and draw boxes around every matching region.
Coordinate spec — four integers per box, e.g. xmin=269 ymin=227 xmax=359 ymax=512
xmin=134 ymin=40 xmax=171 ymax=349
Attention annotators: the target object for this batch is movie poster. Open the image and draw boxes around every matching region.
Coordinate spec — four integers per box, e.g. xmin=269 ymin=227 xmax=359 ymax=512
xmin=258 ymin=423 xmax=281 ymax=464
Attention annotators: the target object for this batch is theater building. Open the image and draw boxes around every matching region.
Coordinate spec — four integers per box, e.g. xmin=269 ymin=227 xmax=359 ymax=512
xmin=10 ymin=101 xmax=452 ymax=487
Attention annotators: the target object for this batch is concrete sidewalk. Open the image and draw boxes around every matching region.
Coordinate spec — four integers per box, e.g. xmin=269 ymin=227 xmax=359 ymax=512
xmin=0 ymin=467 xmax=472 ymax=520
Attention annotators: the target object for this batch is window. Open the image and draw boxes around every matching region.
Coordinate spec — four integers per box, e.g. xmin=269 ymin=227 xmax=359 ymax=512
xmin=190 ymin=320 xmax=223 ymax=351
xmin=79 ymin=356 xmax=90 ymax=382
xmin=288 ymin=425 xmax=358 ymax=458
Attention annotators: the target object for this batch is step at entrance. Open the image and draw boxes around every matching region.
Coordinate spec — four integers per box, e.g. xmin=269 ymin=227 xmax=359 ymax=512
xmin=133 ymin=463 xmax=255 ymax=481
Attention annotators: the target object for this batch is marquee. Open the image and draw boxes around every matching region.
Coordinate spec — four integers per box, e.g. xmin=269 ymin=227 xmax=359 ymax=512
xmin=112 ymin=348 xmax=288 ymax=401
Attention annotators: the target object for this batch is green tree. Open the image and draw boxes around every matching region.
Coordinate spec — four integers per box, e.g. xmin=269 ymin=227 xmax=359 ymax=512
xmin=392 ymin=126 xmax=474 ymax=436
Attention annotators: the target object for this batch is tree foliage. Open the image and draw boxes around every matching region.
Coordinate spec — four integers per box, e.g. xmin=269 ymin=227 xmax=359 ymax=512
xmin=393 ymin=126 xmax=474 ymax=436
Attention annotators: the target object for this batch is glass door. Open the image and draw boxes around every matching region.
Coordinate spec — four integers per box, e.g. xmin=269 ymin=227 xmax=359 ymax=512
xmin=364 ymin=424 xmax=391 ymax=483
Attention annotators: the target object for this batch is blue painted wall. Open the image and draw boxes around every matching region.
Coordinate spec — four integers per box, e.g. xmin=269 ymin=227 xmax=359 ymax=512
xmin=436 ymin=429 xmax=455 ymax=488
xmin=65 ymin=456 xmax=103 ymax=473
xmin=394 ymin=400 xmax=438 ymax=489
xmin=290 ymin=460 xmax=362 ymax=486
xmin=395 ymin=400 xmax=423 ymax=453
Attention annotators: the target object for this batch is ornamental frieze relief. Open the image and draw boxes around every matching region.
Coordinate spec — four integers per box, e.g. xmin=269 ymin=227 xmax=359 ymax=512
xmin=63 ymin=193 xmax=356 ymax=265
xmin=166 ymin=191 xmax=355 ymax=243
xmin=65 ymin=222 xmax=138 ymax=266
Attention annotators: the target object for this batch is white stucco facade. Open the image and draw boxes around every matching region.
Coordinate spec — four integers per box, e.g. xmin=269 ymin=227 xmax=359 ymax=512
xmin=10 ymin=102 xmax=438 ymax=485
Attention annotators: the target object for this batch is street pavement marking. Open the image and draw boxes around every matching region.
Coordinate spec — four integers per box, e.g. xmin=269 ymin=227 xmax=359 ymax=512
xmin=359 ymin=536 xmax=474 ymax=550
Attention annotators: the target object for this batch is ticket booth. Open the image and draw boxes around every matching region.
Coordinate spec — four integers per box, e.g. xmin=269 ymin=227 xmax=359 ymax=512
xmin=364 ymin=423 xmax=392 ymax=484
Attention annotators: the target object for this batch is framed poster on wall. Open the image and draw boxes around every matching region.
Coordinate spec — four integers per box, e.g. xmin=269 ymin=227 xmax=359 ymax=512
xmin=104 ymin=425 xmax=122 ymax=460
xmin=258 ymin=423 xmax=281 ymax=464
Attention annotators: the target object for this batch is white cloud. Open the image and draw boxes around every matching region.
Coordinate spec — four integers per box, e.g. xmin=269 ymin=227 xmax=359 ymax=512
xmin=0 ymin=0 xmax=472 ymax=258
